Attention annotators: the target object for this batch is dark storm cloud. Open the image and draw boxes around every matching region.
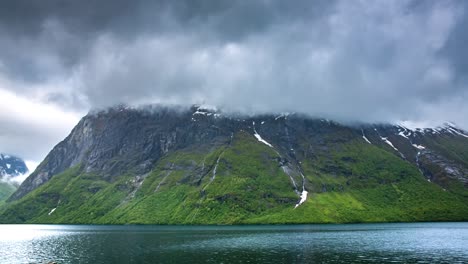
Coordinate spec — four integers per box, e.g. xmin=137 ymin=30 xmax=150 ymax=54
xmin=440 ymin=9 xmax=468 ymax=84
xmin=0 ymin=0 xmax=335 ymax=80
xmin=0 ymin=0 xmax=468 ymax=162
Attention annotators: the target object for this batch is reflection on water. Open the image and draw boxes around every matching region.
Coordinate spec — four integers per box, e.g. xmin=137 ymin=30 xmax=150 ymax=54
xmin=0 ymin=223 xmax=467 ymax=263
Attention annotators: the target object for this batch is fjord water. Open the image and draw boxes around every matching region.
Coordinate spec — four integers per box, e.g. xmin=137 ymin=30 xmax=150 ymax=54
xmin=0 ymin=223 xmax=467 ymax=264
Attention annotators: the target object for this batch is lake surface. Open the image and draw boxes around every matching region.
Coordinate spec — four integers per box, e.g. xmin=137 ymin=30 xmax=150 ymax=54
xmin=0 ymin=223 xmax=467 ymax=263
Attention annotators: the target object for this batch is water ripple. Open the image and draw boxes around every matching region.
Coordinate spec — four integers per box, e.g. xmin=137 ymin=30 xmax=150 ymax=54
xmin=0 ymin=223 xmax=466 ymax=263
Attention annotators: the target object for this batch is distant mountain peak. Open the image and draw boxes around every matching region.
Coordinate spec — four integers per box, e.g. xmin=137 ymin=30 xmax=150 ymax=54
xmin=0 ymin=153 xmax=28 ymax=178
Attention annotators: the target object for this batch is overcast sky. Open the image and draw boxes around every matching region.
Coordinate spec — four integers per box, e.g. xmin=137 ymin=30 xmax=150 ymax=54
xmin=1 ymin=0 xmax=468 ymax=166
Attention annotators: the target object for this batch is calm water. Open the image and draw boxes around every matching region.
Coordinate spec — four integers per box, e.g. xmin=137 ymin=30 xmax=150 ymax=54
xmin=0 ymin=223 xmax=467 ymax=264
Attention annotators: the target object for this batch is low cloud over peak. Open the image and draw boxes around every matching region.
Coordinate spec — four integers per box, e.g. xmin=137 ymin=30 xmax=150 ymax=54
xmin=1 ymin=0 xmax=468 ymax=162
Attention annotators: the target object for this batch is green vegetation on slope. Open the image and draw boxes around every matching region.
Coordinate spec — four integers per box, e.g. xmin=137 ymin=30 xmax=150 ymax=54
xmin=1 ymin=132 xmax=467 ymax=224
xmin=0 ymin=182 xmax=16 ymax=207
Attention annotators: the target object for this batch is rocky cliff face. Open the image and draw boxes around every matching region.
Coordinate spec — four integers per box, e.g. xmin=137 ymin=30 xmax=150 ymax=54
xmin=10 ymin=105 xmax=236 ymax=200
xmin=3 ymin=105 xmax=468 ymax=224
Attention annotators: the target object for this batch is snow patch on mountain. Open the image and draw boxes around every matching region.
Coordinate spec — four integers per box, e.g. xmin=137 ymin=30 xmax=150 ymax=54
xmin=274 ymin=112 xmax=292 ymax=120
xmin=192 ymin=104 xmax=222 ymax=118
xmin=398 ymin=121 xmax=468 ymax=137
xmin=447 ymin=127 xmax=468 ymax=138
xmin=361 ymin=129 xmax=371 ymax=144
xmin=379 ymin=136 xmax=406 ymax=159
xmin=412 ymin=144 xmax=426 ymax=150
xmin=381 ymin=137 xmax=398 ymax=151
xmin=398 ymin=131 xmax=409 ymax=139
xmin=254 ymin=133 xmax=273 ymax=148
xmin=48 ymin=208 xmax=57 ymax=216
xmin=294 ymin=171 xmax=308 ymax=208
xmin=295 ymin=190 xmax=308 ymax=209
xmin=252 ymin=122 xmax=273 ymax=148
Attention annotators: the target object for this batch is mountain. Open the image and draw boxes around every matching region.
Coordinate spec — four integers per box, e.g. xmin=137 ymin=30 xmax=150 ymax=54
xmin=0 ymin=153 xmax=28 ymax=177
xmin=1 ymin=105 xmax=467 ymax=224
xmin=0 ymin=154 xmax=28 ymax=204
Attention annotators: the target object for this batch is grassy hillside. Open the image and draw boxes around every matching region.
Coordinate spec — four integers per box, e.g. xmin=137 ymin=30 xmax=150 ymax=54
xmin=0 ymin=182 xmax=16 ymax=207
xmin=1 ymin=131 xmax=467 ymax=224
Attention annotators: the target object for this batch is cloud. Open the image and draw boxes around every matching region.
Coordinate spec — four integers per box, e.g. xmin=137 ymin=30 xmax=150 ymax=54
xmin=0 ymin=83 xmax=82 ymax=161
xmin=68 ymin=0 xmax=467 ymax=126
xmin=0 ymin=0 xmax=468 ymax=164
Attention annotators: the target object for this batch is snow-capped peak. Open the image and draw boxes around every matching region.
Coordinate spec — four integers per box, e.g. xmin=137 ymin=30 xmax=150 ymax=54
xmin=396 ymin=121 xmax=468 ymax=138
xmin=398 ymin=121 xmax=464 ymax=132
xmin=0 ymin=153 xmax=29 ymax=183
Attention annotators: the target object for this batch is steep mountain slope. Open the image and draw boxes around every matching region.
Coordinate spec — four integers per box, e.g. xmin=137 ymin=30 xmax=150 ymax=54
xmin=0 ymin=154 xmax=28 ymax=205
xmin=1 ymin=106 xmax=467 ymax=224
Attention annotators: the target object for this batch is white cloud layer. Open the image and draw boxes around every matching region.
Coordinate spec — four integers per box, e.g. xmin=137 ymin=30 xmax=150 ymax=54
xmin=0 ymin=83 xmax=82 ymax=162
xmin=68 ymin=0 xmax=468 ymax=128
